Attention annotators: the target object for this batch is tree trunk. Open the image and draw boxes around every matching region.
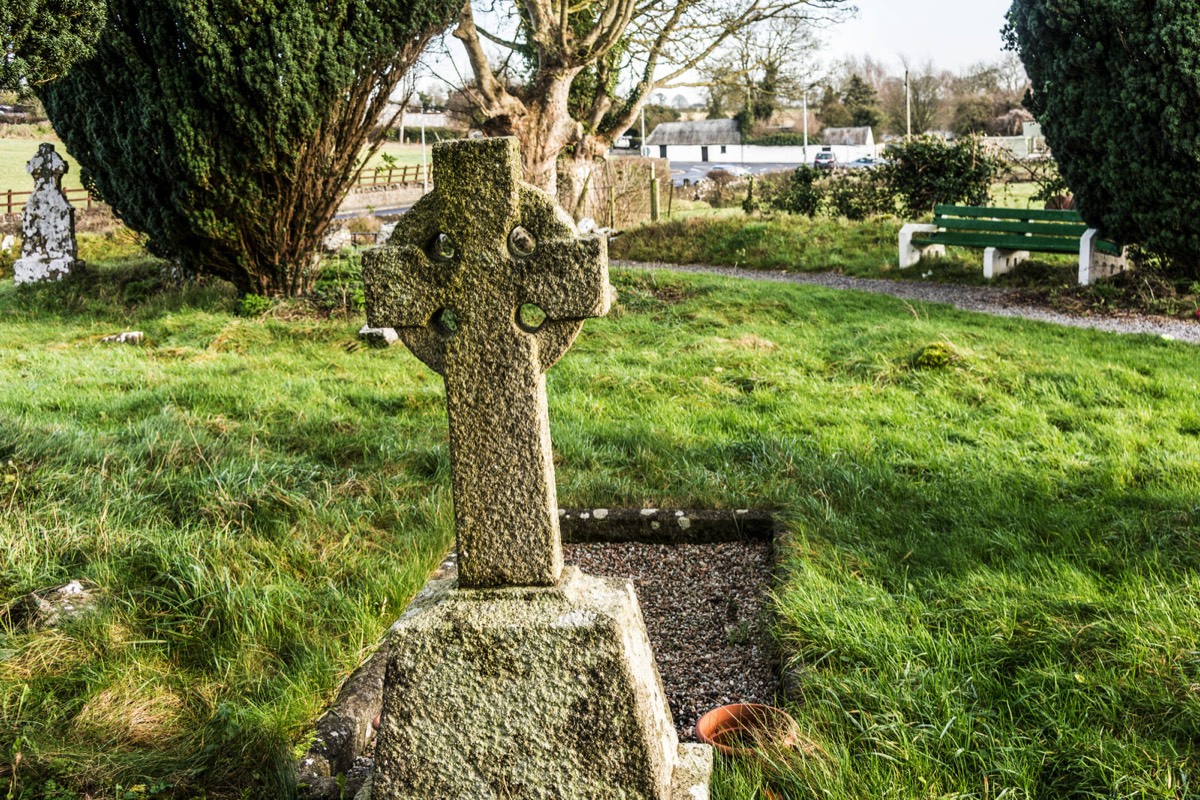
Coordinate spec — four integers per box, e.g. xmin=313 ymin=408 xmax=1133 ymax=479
xmin=482 ymin=71 xmax=581 ymax=195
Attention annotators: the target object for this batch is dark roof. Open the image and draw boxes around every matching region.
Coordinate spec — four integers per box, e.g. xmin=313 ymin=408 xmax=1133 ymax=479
xmin=646 ymin=119 xmax=742 ymax=146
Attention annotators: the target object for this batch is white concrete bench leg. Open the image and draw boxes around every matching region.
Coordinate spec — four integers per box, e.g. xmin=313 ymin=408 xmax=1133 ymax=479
xmin=898 ymin=224 xmax=944 ymax=269
xmin=983 ymin=248 xmax=1029 ymax=279
xmin=1079 ymin=229 xmax=1130 ymax=286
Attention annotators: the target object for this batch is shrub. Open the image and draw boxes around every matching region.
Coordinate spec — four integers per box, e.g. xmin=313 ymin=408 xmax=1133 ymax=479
xmin=772 ymin=165 xmax=823 ymax=217
xmin=823 ymin=169 xmax=896 ymax=220
xmin=237 ymin=294 xmax=273 ymax=318
xmin=1006 ymin=0 xmax=1200 ymax=274
xmin=881 ymin=135 xmax=1002 ymax=215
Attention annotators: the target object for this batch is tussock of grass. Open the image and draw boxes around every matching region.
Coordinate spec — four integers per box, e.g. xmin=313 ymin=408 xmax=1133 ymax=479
xmin=2 ymin=258 xmax=1198 ymax=799
xmin=609 ymin=213 xmax=1091 ymax=288
xmin=610 ymin=215 xmax=901 ymax=276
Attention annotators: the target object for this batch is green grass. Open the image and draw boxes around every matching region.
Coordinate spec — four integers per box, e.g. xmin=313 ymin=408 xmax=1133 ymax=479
xmin=2 ymin=250 xmax=1199 ymax=799
xmin=611 ymin=211 xmax=1084 ymax=285
xmin=0 ymin=138 xmax=84 ymax=194
xmin=359 ymin=142 xmax=430 ymax=174
xmin=0 ymin=137 xmax=423 ymax=195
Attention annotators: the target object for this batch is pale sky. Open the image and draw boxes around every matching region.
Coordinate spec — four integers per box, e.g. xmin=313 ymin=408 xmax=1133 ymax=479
xmin=823 ymin=0 xmax=1015 ymax=70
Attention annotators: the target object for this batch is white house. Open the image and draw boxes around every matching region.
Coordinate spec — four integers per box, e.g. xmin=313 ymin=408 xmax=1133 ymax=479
xmin=643 ymin=120 xmax=880 ymax=165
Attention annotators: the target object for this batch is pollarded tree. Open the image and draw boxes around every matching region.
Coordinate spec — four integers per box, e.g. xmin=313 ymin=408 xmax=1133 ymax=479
xmin=1006 ymin=0 xmax=1200 ymax=272
xmin=452 ymin=0 xmax=851 ymax=193
xmin=40 ymin=0 xmax=459 ymax=296
xmin=0 ymin=0 xmax=105 ymax=89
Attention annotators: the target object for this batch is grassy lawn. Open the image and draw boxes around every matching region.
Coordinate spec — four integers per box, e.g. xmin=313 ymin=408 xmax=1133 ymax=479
xmin=0 ymin=138 xmax=84 ymax=194
xmin=0 ymin=137 xmax=423 ymax=195
xmin=620 ymin=181 xmax=1076 ymax=282
xmin=2 ymin=248 xmax=1198 ymax=799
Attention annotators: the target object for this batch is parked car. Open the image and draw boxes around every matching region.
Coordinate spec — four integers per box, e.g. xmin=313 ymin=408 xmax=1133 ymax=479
xmin=846 ymin=156 xmax=887 ymax=169
xmin=813 ymin=151 xmax=838 ymax=171
xmin=708 ymin=163 xmax=751 ymax=176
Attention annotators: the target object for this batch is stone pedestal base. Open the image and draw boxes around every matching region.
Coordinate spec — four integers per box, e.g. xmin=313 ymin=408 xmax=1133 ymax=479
xmin=369 ymin=567 xmax=710 ymax=800
xmin=14 ymin=255 xmax=76 ymax=284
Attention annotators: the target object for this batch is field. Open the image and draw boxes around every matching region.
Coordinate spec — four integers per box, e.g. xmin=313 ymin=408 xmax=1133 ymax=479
xmin=1 ymin=242 xmax=1198 ymax=799
xmin=0 ymin=138 xmax=84 ymax=194
xmin=0 ymin=137 xmax=427 ymax=197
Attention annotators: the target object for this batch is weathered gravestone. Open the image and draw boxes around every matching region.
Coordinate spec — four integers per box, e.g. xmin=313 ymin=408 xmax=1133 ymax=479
xmin=14 ymin=143 xmax=79 ymax=284
xmin=360 ymin=137 xmax=711 ymax=799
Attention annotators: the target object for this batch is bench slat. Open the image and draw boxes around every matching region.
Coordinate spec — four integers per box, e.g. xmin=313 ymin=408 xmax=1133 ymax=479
xmin=934 ymin=204 xmax=1084 ymax=223
xmin=935 ymin=218 xmax=1091 ymax=237
xmin=914 ymin=231 xmax=1081 ymax=253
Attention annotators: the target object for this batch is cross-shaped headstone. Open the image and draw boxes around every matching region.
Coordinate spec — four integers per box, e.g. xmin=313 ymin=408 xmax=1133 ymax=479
xmin=15 ymin=143 xmax=79 ymax=284
xmin=362 ymin=137 xmax=611 ymax=589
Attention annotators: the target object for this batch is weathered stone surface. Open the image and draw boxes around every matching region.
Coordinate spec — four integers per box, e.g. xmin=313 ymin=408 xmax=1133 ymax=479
xmin=357 ymin=325 xmax=398 ymax=348
xmin=672 ymin=744 xmax=713 ymax=800
xmin=371 ymin=568 xmax=679 ymax=800
xmin=0 ymin=580 xmax=98 ymax=630
xmin=322 ymin=226 xmax=353 ymax=253
xmin=362 ymin=137 xmax=611 ymax=589
xmin=14 ymin=143 xmax=79 ymax=284
xmin=100 ymin=331 xmax=145 ymax=345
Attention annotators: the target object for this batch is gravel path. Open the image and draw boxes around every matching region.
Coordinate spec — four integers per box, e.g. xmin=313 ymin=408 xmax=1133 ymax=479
xmin=615 ymin=260 xmax=1200 ymax=345
xmin=565 ymin=541 xmax=777 ymax=740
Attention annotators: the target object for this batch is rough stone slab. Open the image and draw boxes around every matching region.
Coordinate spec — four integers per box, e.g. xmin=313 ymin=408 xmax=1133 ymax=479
xmin=370 ymin=568 xmax=683 ymax=800
xmin=672 ymin=744 xmax=713 ymax=800
xmin=100 ymin=331 xmax=144 ymax=345
xmin=357 ymin=325 xmax=398 ymax=348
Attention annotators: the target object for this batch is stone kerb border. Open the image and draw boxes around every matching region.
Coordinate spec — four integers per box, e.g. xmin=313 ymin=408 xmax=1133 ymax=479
xmin=296 ymin=508 xmax=783 ymax=800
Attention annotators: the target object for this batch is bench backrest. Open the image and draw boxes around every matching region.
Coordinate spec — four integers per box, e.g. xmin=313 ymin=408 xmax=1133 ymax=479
xmin=932 ymin=205 xmax=1121 ymax=256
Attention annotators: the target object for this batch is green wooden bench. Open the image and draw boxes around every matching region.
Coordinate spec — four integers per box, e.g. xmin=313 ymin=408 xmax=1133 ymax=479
xmin=899 ymin=205 xmax=1128 ymax=285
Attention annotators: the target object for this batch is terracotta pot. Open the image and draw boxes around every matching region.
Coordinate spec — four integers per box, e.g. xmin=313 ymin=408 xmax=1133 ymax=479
xmin=695 ymin=703 xmax=802 ymax=758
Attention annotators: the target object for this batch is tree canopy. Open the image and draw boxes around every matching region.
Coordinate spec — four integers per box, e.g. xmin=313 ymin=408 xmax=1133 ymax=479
xmin=1006 ymin=0 xmax=1200 ymax=271
xmin=0 ymin=0 xmax=105 ymax=89
xmin=41 ymin=0 xmax=458 ymax=296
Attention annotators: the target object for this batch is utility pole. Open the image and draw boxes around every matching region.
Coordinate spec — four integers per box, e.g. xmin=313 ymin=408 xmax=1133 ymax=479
xmin=802 ymin=89 xmax=810 ymax=165
xmin=905 ymin=70 xmax=912 ymax=139
xmin=421 ymin=120 xmax=429 ymax=194
xmin=640 ymin=107 xmax=648 ymax=157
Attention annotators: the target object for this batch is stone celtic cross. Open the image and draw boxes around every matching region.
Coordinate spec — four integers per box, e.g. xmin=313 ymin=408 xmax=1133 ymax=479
xmin=15 ymin=143 xmax=79 ymax=284
xmin=363 ymin=137 xmax=611 ymax=589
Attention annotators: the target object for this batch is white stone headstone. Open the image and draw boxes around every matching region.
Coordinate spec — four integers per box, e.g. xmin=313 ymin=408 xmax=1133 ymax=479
xmin=14 ymin=143 xmax=80 ymax=284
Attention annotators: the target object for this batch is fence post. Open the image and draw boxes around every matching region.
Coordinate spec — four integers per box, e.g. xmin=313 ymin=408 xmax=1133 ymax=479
xmin=6 ymin=189 xmax=11 ymax=216
xmin=87 ymin=192 xmax=93 ymax=210
xmin=667 ymin=179 xmax=673 ymax=219
xmin=649 ymin=164 xmax=660 ymax=223
xmin=608 ymin=186 xmax=616 ymax=230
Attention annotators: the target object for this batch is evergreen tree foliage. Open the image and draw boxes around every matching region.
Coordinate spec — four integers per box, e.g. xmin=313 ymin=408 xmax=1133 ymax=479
xmin=40 ymin=0 xmax=457 ymax=295
xmin=841 ymin=74 xmax=882 ymax=131
xmin=1006 ymin=0 xmax=1200 ymax=272
xmin=0 ymin=0 xmax=105 ymax=88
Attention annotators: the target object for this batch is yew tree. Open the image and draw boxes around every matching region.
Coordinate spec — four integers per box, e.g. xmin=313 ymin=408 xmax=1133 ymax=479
xmin=40 ymin=0 xmax=458 ymax=296
xmin=452 ymin=0 xmax=851 ymax=192
xmin=1006 ymin=0 xmax=1200 ymax=272
xmin=0 ymin=0 xmax=105 ymax=89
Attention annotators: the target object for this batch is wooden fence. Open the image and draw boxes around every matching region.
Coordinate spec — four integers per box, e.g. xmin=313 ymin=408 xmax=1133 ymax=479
xmin=2 ymin=164 xmax=429 ymax=216
xmin=351 ymin=163 xmax=429 ymax=189
xmin=3 ymin=186 xmax=97 ymax=216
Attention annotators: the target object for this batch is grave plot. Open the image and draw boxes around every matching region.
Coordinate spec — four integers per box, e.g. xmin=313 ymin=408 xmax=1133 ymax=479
xmin=296 ymin=511 xmax=783 ymax=800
